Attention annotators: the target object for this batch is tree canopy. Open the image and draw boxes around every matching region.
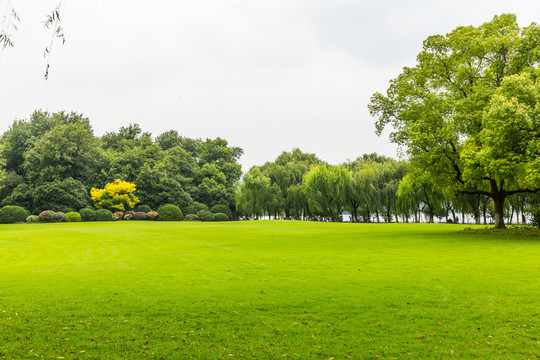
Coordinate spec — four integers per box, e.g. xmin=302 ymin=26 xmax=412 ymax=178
xmin=369 ymin=14 xmax=540 ymax=228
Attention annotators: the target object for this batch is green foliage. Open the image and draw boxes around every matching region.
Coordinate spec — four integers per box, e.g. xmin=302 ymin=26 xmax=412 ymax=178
xmin=0 ymin=113 xmax=243 ymax=224
xmin=212 ymin=212 xmax=229 ymax=222
xmin=95 ymin=209 xmax=113 ymax=221
xmin=26 ymin=215 xmax=39 ymax=223
xmin=54 ymin=212 xmax=66 ymax=222
xmin=532 ymin=210 xmax=540 ymax=228
xmin=123 ymin=214 xmax=133 ymax=221
xmin=33 ymin=178 xmax=89 ymax=213
xmin=135 ymin=205 xmax=152 ymax=213
xmin=79 ymin=207 xmax=97 ymax=222
xmin=23 ymin=113 xmax=100 ymax=185
xmin=1 ymin=183 xmax=33 ymax=210
xmin=303 ymin=164 xmax=351 ymax=221
xmin=184 ymin=214 xmax=199 ymax=221
xmin=210 ymin=204 xmax=233 ymax=219
xmin=196 ymin=210 xmax=214 ymax=222
xmin=235 ymin=167 xmax=272 ymax=219
xmin=369 ymin=14 xmax=540 ymax=228
xmin=0 ymin=205 xmax=29 ymax=224
xmin=157 ymin=204 xmax=183 ymax=221
xmin=38 ymin=210 xmax=57 ymax=222
xmin=65 ymin=212 xmax=82 ymax=222
xmin=183 ymin=202 xmax=208 ymax=215
xmin=112 ymin=213 xmax=122 ymax=221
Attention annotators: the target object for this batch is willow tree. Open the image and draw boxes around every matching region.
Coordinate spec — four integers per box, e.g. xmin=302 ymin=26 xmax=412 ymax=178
xmin=303 ymin=164 xmax=350 ymax=222
xmin=369 ymin=14 xmax=540 ymax=228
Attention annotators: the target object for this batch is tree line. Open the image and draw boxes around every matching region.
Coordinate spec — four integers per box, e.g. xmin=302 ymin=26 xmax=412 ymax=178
xmin=0 ymin=110 xmax=242 ymax=217
xmin=235 ymin=149 xmax=540 ymax=225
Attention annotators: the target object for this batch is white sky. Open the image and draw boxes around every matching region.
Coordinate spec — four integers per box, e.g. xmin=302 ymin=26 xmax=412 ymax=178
xmin=1 ymin=1 xmax=540 ymax=170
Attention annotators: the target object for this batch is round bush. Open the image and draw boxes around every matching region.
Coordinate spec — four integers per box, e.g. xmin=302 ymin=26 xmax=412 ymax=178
xmin=0 ymin=205 xmax=29 ymax=224
xmin=182 ymin=202 xmax=208 ymax=215
xmin=112 ymin=213 xmax=122 ymax=221
xmin=147 ymin=211 xmax=158 ymax=220
xmin=135 ymin=205 xmax=152 ymax=213
xmin=210 ymin=204 xmax=233 ymax=219
xmin=157 ymin=204 xmax=183 ymax=221
xmin=213 ymin=212 xmax=229 ymax=222
xmin=38 ymin=210 xmax=57 ymax=222
xmin=79 ymin=207 xmax=97 ymax=222
xmin=124 ymin=210 xmax=135 ymax=217
xmin=184 ymin=214 xmax=198 ymax=221
xmin=114 ymin=211 xmax=124 ymax=218
xmin=96 ymin=209 xmax=113 ymax=221
xmin=65 ymin=212 xmax=82 ymax=222
xmin=196 ymin=210 xmax=214 ymax=222
xmin=26 ymin=215 xmax=40 ymax=223
xmin=133 ymin=211 xmax=148 ymax=220
xmin=54 ymin=212 xmax=66 ymax=222
xmin=123 ymin=214 xmax=133 ymax=220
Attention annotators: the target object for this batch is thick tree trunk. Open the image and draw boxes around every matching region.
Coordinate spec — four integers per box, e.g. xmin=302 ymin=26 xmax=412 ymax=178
xmin=493 ymin=195 xmax=505 ymax=229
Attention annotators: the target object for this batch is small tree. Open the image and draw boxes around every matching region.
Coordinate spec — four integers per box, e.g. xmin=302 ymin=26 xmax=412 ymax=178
xmin=90 ymin=179 xmax=140 ymax=212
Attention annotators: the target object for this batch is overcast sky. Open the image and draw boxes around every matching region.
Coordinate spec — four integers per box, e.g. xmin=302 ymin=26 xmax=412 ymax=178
xmin=1 ymin=1 xmax=540 ymax=170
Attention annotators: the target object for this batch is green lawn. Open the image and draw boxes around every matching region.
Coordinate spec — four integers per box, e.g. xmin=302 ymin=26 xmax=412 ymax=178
xmin=0 ymin=221 xmax=538 ymax=359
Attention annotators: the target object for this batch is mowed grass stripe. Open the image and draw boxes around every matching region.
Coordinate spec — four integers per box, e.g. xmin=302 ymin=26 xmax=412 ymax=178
xmin=0 ymin=221 xmax=538 ymax=359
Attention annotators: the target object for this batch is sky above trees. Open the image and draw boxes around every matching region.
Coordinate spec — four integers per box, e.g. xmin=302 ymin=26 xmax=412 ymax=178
xmin=1 ymin=0 xmax=540 ymax=170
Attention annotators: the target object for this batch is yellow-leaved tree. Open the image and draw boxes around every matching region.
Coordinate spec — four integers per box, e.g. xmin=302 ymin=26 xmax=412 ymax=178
xmin=90 ymin=180 xmax=140 ymax=212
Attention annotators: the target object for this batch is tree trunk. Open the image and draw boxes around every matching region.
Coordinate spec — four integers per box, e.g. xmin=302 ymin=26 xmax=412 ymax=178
xmin=493 ymin=195 xmax=505 ymax=229
xmin=474 ymin=213 xmax=480 ymax=225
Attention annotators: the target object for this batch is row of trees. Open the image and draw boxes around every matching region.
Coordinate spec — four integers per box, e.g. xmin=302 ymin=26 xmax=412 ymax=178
xmin=235 ymin=149 xmax=540 ymax=224
xmin=0 ymin=111 xmax=242 ymax=216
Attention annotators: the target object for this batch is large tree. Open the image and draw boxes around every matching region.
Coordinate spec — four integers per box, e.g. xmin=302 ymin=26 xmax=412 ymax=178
xmin=369 ymin=14 xmax=540 ymax=228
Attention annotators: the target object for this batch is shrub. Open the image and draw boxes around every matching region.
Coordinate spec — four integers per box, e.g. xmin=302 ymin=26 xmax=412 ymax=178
xmin=54 ymin=212 xmax=66 ymax=222
xmin=91 ymin=179 xmax=139 ymax=212
xmin=184 ymin=214 xmax=198 ymax=221
xmin=39 ymin=210 xmax=57 ymax=222
xmin=114 ymin=211 xmax=124 ymax=218
xmin=210 ymin=204 xmax=233 ymax=219
xmin=147 ymin=211 xmax=158 ymax=220
xmin=26 ymin=215 xmax=40 ymax=223
xmin=124 ymin=214 xmax=133 ymax=220
xmin=133 ymin=211 xmax=148 ymax=220
xmin=157 ymin=204 xmax=183 ymax=221
xmin=79 ymin=207 xmax=97 ymax=222
xmin=66 ymin=212 xmax=82 ymax=222
xmin=213 ymin=212 xmax=229 ymax=222
xmin=33 ymin=178 xmax=89 ymax=214
xmin=124 ymin=210 xmax=135 ymax=217
xmin=112 ymin=213 xmax=122 ymax=221
xmin=1 ymin=183 xmax=33 ymax=211
xmin=196 ymin=210 xmax=214 ymax=222
xmin=182 ymin=202 xmax=208 ymax=215
xmin=96 ymin=209 xmax=113 ymax=221
xmin=135 ymin=205 xmax=152 ymax=213
xmin=0 ymin=205 xmax=29 ymax=224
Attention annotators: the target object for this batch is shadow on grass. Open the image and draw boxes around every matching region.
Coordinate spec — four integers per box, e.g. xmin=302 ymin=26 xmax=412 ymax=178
xmin=456 ymin=226 xmax=540 ymax=239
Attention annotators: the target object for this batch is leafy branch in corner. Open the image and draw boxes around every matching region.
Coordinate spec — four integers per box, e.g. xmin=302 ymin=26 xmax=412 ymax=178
xmin=43 ymin=1 xmax=66 ymax=80
xmin=0 ymin=3 xmax=20 ymax=52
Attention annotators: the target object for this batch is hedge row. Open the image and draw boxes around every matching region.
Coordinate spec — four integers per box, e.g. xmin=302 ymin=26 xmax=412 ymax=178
xmin=0 ymin=204 xmax=230 ymax=224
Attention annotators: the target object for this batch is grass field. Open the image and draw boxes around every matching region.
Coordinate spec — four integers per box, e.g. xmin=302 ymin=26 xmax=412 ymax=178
xmin=0 ymin=221 xmax=538 ymax=359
